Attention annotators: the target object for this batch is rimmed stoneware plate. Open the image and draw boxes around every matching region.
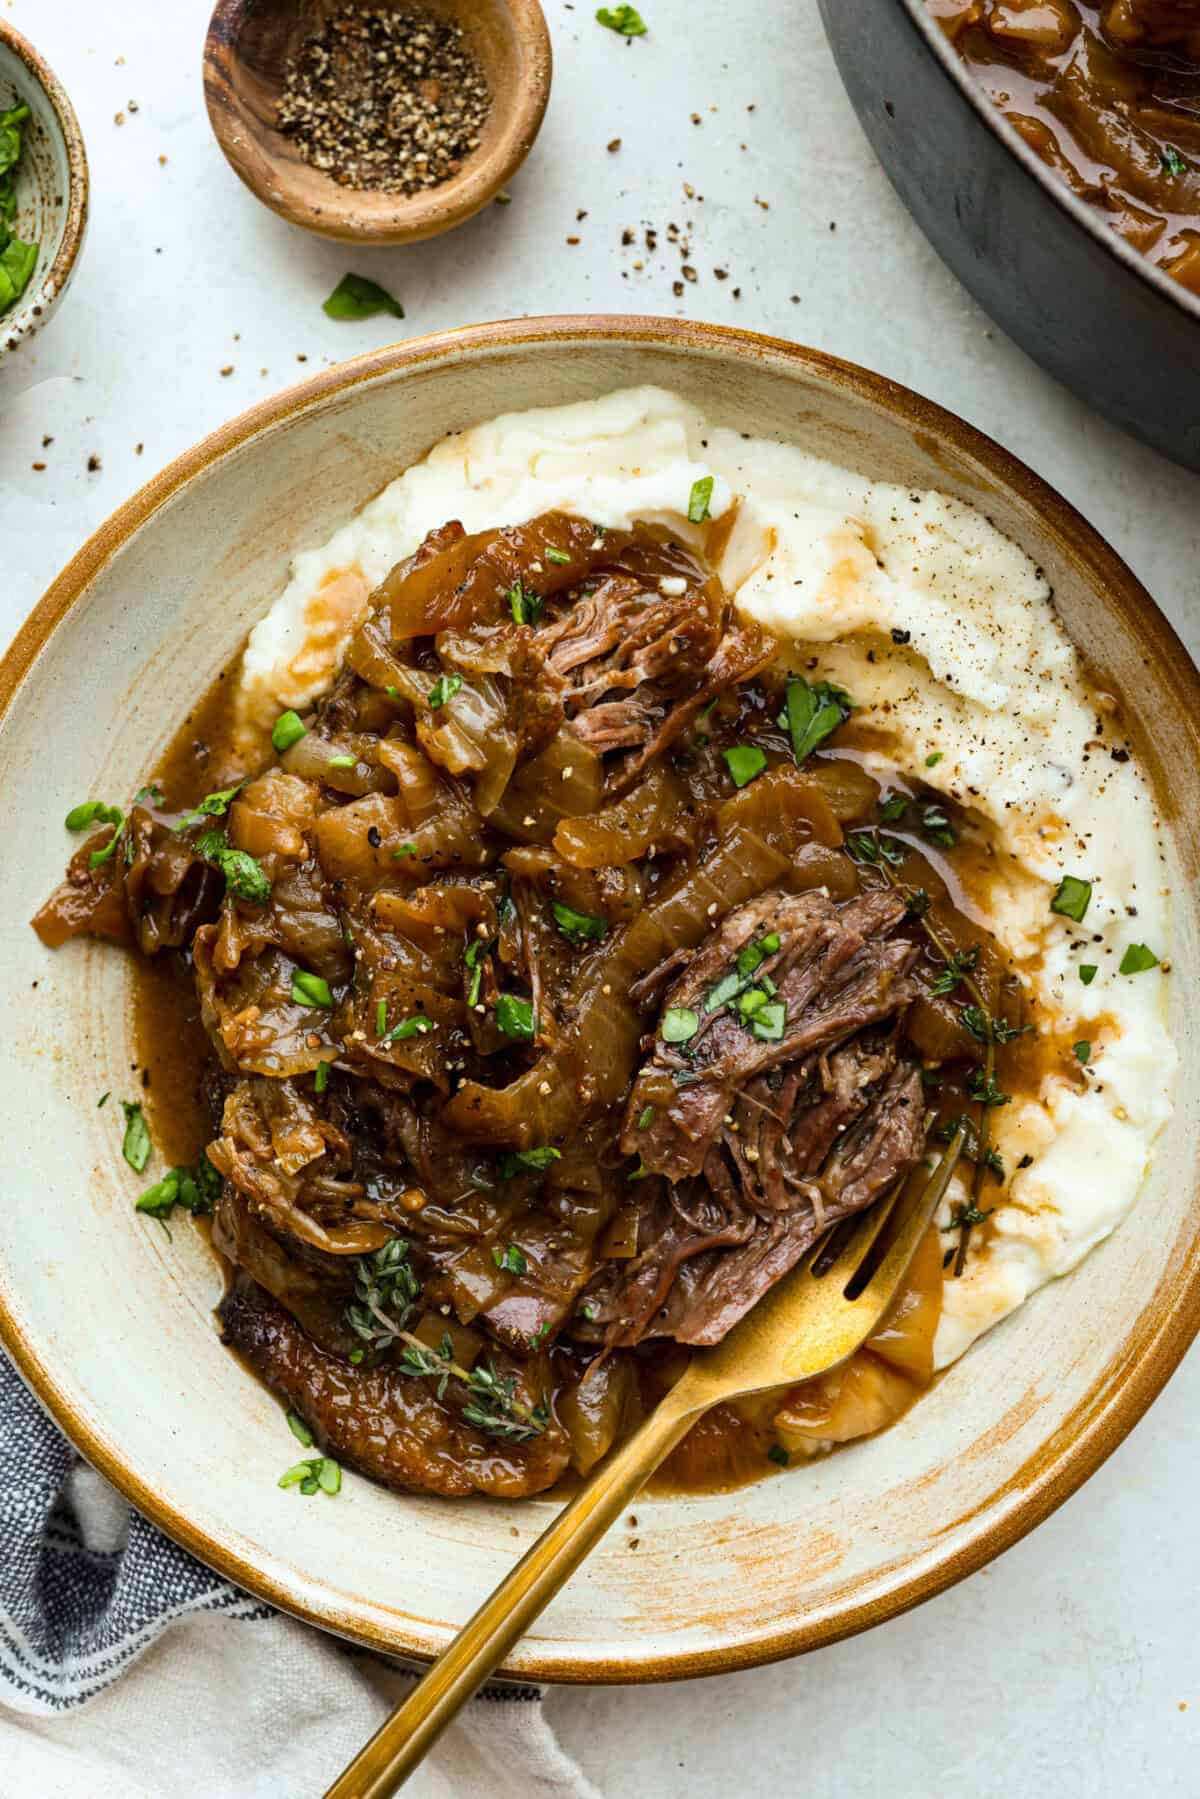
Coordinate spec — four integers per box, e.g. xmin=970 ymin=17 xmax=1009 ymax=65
xmin=3 ymin=317 xmax=1198 ymax=1682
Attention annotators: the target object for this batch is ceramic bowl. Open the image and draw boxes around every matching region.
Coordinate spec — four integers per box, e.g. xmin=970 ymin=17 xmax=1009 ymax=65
xmin=0 ymin=20 xmax=88 ymax=361
xmin=3 ymin=317 xmax=1198 ymax=1682
xmin=203 ymin=0 xmax=552 ymax=245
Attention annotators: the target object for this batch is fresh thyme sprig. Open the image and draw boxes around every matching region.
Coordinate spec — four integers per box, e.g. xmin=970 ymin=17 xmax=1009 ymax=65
xmin=848 ymin=827 xmax=1012 ymax=1276
xmin=344 ymin=1244 xmax=550 ymax=1442
xmin=396 ymin=1329 xmax=551 ymax=1442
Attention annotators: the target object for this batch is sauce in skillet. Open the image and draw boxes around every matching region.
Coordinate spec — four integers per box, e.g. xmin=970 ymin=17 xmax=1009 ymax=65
xmin=928 ymin=0 xmax=1200 ymax=292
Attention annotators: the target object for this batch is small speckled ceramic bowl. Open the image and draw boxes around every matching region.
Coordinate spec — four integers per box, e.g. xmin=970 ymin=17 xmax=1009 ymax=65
xmin=0 ymin=21 xmax=88 ymax=362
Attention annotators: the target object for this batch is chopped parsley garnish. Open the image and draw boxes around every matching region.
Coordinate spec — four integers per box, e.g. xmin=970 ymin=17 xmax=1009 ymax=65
xmin=1119 ymin=942 xmax=1159 ymax=975
xmin=133 ymin=1176 xmax=179 ymax=1220
xmin=427 ymin=673 xmax=462 ymax=709
xmin=545 ymin=547 xmax=572 ymax=565
xmin=596 ymin=3 xmax=648 ymax=33
xmin=375 ymin=999 xmax=388 ymax=1037
xmin=383 ymin=1014 xmax=433 ymax=1042
xmin=0 ymin=103 xmax=40 ymax=316
xmin=195 ymin=831 xmax=272 ymax=906
xmin=314 ymin=1060 xmax=330 ymax=1094
xmin=507 ymin=579 xmax=544 ymax=626
xmin=687 ymin=474 xmax=714 ymax=522
xmin=492 ymin=1242 xmax=528 ymax=1275
xmin=662 ymin=1006 xmax=699 ymax=1043
xmin=121 ymin=1101 xmax=151 ymax=1174
xmin=704 ymin=970 xmax=741 ymax=1013
xmin=65 ymin=800 xmax=127 ymax=869
xmin=737 ymin=931 xmax=779 ymax=977
xmin=286 ymin=1411 xmax=314 ymax=1447
xmin=496 ymin=994 xmax=536 ymax=1040
xmin=1162 ymin=146 xmax=1188 ymax=177
xmin=271 ymin=710 xmax=307 ymax=752
xmin=1050 ymin=875 xmax=1092 ymax=923
xmin=637 ymin=1105 xmax=656 ymax=1130
xmin=292 ymin=970 xmax=334 ymax=1008
xmin=135 ymin=1150 xmax=220 ymax=1221
xmin=279 ymin=1456 xmax=341 ymax=1495
xmin=326 ymin=753 xmax=357 ymax=770
xmin=767 ymin=1444 xmax=789 ymax=1467
xmin=65 ymin=799 xmax=122 ymax=833
xmin=551 ymin=899 xmax=608 ymax=945
xmin=925 ymin=751 xmax=943 ymax=767
xmin=1073 ymin=1040 xmax=1092 ymax=1065
xmin=735 ymin=985 xmax=770 ymax=1021
xmin=702 ymin=930 xmax=782 ymax=1018
xmin=464 ymin=938 xmax=489 ymax=1006
xmin=322 ymin=272 xmax=404 ymax=320
xmin=723 ymin=744 xmax=766 ymax=788
xmin=780 ymin=676 xmax=852 ymax=765
xmin=920 ymin=804 xmax=956 ymax=849
xmin=176 ymin=783 xmax=243 ymax=831
xmin=393 ymin=842 xmax=417 ymax=858
xmin=1079 ymin=964 xmax=1098 ymax=986
xmin=749 ymin=1000 xmax=786 ymax=1041
xmin=499 ymin=1146 xmax=562 ymax=1179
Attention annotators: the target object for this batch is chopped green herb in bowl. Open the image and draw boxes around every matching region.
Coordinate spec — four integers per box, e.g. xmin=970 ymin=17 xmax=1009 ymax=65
xmin=0 ymin=38 xmax=88 ymax=358
xmin=0 ymin=101 xmax=38 ymax=317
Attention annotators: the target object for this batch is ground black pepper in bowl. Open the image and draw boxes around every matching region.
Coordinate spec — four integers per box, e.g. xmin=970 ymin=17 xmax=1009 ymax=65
xmin=277 ymin=6 xmax=492 ymax=196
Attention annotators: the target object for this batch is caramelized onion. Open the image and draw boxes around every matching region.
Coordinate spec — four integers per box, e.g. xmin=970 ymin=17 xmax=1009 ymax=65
xmin=489 ymin=727 xmax=605 ymax=843
xmin=558 ymin=1356 xmax=641 ymax=1475
xmin=378 ymin=514 xmax=635 ymax=640
xmin=443 ymin=823 xmax=791 ymax=1148
xmin=717 ymin=764 xmax=843 ymax=851
xmin=554 ymin=764 xmax=691 ymax=868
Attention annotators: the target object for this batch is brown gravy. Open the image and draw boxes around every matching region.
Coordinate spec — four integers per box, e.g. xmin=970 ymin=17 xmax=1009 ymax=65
xmin=928 ymin=0 xmax=1200 ymax=292
xmin=127 ymin=663 xmax=994 ymax=1498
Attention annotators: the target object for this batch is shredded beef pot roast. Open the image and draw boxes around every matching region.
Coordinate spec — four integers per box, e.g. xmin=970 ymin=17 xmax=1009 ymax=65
xmin=35 ymin=508 xmax=1024 ymax=1497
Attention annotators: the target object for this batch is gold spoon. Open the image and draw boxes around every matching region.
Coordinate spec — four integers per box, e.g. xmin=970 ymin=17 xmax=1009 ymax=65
xmin=324 ymin=1132 xmax=963 ymax=1799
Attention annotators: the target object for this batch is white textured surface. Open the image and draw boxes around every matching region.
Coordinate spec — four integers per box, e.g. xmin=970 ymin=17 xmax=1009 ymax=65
xmin=1 ymin=0 xmax=1197 ymax=1793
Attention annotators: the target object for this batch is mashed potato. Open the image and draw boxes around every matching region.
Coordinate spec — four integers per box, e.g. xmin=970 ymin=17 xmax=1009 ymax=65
xmin=237 ymin=386 xmax=1175 ymax=1369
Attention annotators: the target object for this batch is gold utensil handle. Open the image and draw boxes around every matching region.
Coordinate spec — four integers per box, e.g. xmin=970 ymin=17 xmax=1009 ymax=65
xmin=322 ymin=1391 xmax=697 ymax=1799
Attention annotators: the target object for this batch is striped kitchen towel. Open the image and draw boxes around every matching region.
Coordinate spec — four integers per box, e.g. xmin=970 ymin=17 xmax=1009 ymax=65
xmin=0 ymin=1353 xmax=601 ymax=1798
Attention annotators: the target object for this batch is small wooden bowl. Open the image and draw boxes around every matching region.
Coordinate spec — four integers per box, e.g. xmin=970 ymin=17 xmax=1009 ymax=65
xmin=203 ymin=0 xmax=552 ymax=245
